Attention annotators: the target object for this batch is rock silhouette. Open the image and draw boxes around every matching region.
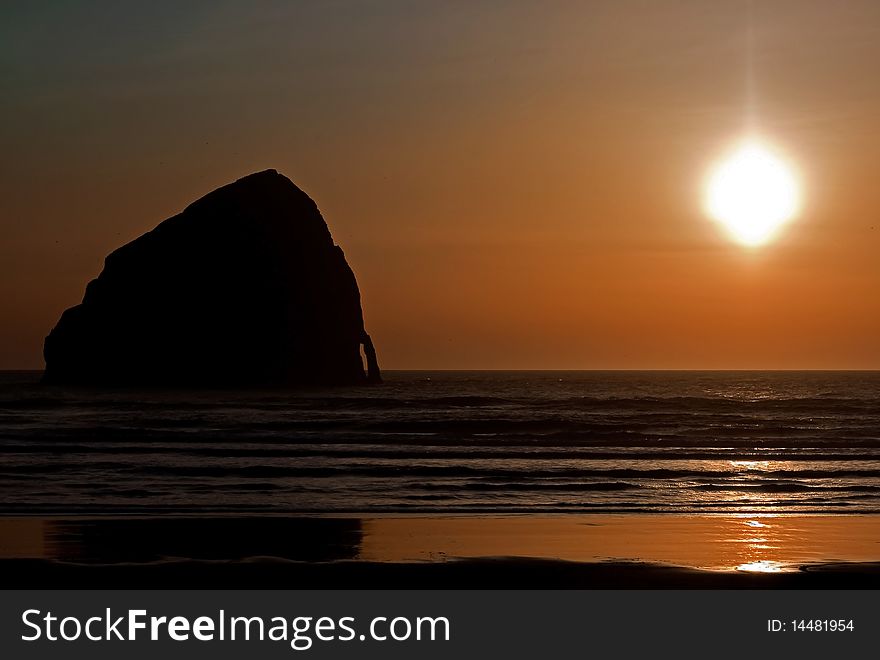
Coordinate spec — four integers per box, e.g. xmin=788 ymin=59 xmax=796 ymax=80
xmin=43 ymin=170 xmax=380 ymax=386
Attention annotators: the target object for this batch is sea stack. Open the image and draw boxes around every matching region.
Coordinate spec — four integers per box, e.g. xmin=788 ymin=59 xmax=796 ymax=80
xmin=43 ymin=170 xmax=380 ymax=386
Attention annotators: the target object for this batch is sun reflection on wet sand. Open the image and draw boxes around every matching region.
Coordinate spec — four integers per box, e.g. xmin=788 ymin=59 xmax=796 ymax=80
xmin=2 ymin=515 xmax=880 ymax=573
xmin=737 ymin=560 xmax=785 ymax=573
xmin=732 ymin=517 xmax=786 ymax=572
xmin=360 ymin=514 xmax=880 ymax=571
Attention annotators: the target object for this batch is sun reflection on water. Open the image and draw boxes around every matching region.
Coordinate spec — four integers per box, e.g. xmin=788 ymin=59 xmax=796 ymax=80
xmin=732 ymin=516 xmax=791 ymax=572
xmin=737 ymin=560 xmax=785 ymax=573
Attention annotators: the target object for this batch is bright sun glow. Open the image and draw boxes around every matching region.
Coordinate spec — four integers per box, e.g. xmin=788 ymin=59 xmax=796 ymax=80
xmin=705 ymin=141 xmax=800 ymax=246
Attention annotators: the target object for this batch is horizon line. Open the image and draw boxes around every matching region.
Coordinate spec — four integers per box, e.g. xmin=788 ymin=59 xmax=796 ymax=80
xmin=3 ymin=368 xmax=880 ymax=374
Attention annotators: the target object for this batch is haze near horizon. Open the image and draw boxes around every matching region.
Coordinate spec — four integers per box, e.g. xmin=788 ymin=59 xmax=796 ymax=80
xmin=2 ymin=1 xmax=880 ymax=370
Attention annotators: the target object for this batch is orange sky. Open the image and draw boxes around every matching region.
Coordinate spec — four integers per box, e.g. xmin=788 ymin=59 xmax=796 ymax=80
xmin=2 ymin=1 xmax=879 ymax=369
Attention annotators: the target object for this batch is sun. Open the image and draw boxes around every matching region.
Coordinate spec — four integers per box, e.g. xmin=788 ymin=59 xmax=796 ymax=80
xmin=704 ymin=140 xmax=801 ymax=246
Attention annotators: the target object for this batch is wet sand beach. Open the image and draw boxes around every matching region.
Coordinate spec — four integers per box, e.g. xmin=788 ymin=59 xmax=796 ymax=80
xmin=2 ymin=514 xmax=880 ymax=588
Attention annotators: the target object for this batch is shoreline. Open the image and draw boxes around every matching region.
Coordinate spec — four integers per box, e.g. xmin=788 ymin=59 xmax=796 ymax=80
xmin=4 ymin=557 xmax=880 ymax=589
xmin=3 ymin=513 xmax=880 ymax=588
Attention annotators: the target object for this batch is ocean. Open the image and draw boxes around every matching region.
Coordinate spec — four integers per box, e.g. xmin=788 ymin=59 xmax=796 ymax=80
xmin=1 ymin=370 xmax=879 ymax=515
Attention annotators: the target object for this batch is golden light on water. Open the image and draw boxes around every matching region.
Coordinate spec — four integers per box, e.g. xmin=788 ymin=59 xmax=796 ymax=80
xmin=733 ymin=517 xmax=785 ymax=573
xmin=737 ymin=559 xmax=785 ymax=573
xmin=704 ymin=140 xmax=801 ymax=246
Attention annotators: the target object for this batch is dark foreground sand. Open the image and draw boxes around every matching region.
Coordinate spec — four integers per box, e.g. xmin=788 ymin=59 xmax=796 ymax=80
xmin=5 ymin=557 xmax=880 ymax=589
xmin=3 ymin=514 xmax=880 ymax=588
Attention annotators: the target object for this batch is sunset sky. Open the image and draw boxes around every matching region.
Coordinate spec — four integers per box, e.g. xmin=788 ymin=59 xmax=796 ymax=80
xmin=2 ymin=0 xmax=879 ymax=370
